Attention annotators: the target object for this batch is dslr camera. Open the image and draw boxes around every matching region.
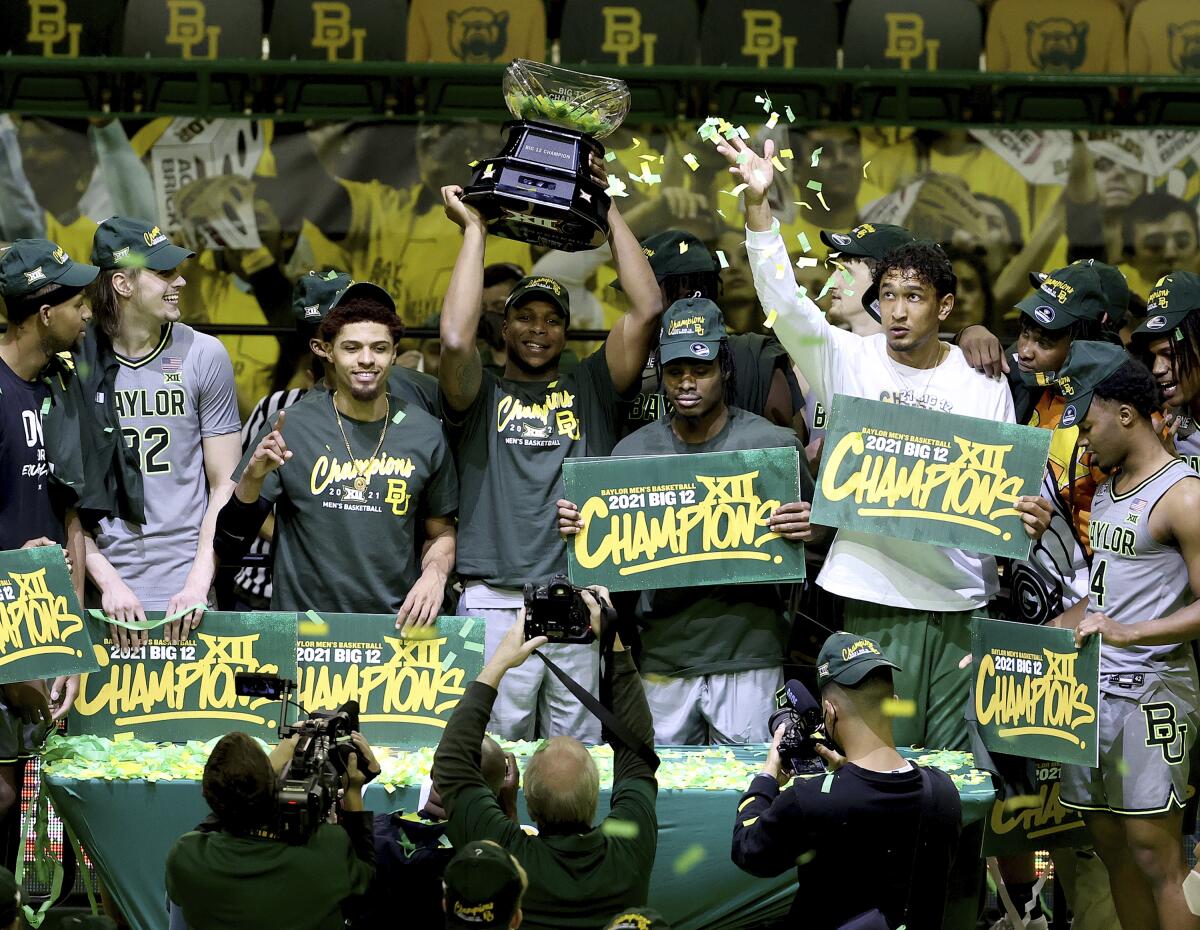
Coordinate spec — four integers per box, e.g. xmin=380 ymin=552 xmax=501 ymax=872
xmin=767 ymin=679 xmax=831 ymax=777
xmin=523 ymin=573 xmax=594 ymax=644
xmin=235 ymin=672 xmax=373 ymax=843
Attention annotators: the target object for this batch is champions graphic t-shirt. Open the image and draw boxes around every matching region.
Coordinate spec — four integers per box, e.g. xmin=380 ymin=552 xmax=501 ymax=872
xmin=95 ymin=324 xmax=240 ymax=608
xmin=238 ymin=391 xmax=458 ymax=613
xmin=448 ymin=348 xmax=624 ymax=589
xmin=747 ymin=225 xmax=1015 ymax=611
xmin=614 ymin=409 xmax=811 ymax=678
xmin=0 ymin=356 xmax=59 ymax=549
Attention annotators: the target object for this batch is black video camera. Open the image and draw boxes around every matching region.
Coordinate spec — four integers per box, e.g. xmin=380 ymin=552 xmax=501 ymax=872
xmin=767 ymin=679 xmax=831 ymax=777
xmin=523 ymin=573 xmax=594 ymax=644
xmin=234 ymin=672 xmax=373 ymax=844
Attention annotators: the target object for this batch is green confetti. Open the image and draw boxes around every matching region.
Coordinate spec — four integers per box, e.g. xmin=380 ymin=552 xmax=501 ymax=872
xmin=796 ymin=849 xmax=817 ymax=865
xmin=458 ymin=617 xmax=475 ymax=639
xmin=798 ymin=232 xmax=811 ymax=253
xmin=810 ymin=147 xmax=823 ymax=168
xmin=673 ymin=844 xmax=707 ymax=875
xmin=716 ymin=251 xmax=729 ymax=269
xmin=440 ymin=650 xmax=458 ymax=670
xmin=785 ymin=105 xmax=796 ymax=122
xmin=463 ymin=641 xmax=485 ymax=653
xmin=601 ymin=819 xmax=640 ymax=839
xmin=806 ymin=179 xmax=823 ymax=192
xmin=604 ymin=150 xmax=617 ymax=162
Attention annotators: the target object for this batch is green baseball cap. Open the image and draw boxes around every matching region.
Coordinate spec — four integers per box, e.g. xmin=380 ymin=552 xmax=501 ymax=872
xmin=443 ymin=841 xmax=524 ymax=929
xmin=1016 ymin=263 xmax=1108 ymax=331
xmin=1029 ymin=260 xmax=1130 ymax=327
xmin=0 ymin=238 xmax=99 ymax=298
xmin=291 ymin=269 xmax=397 ymax=328
xmin=1132 ymin=271 xmax=1200 ymax=343
xmin=605 ymin=907 xmax=674 ymax=930
xmin=91 ymin=216 xmax=195 ymax=271
xmin=1053 ymin=340 xmax=1132 ymax=429
xmin=658 ymin=297 xmax=726 ymax=365
xmin=821 ymin=222 xmax=915 ymax=261
xmin=505 ymin=274 xmax=571 ymax=325
xmin=642 ymin=229 xmax=717 ymax=279
xmin=816 ymin=632 xmax=902 ymax=688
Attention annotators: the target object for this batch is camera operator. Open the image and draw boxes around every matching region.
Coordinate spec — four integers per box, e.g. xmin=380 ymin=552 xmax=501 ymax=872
xmin=432 ymin=588 xmax=659 ymax=930
xmin=165 ymin=730 xmax=380 ymax=930
xmin=731 ymin=633 xmax=962 ymax=930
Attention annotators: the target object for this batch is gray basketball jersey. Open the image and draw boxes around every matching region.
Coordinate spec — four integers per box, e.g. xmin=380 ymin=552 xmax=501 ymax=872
xmin=95 ymin=323 xmax=240 ymax=608
xmin=1173 ymin=415 xmax=1200 ymax=473
xmin=1088 ymin=458 xmax=1199 ymax=675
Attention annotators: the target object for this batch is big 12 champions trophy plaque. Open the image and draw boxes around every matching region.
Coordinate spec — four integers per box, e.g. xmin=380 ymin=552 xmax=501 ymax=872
xmin=461 ymin=59 xmax=630 ymax=252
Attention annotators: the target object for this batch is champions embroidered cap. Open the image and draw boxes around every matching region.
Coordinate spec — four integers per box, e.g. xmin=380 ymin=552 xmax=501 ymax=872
xmin=657 ymin=297 xmax=727 ymax=365
xmin=1031 ymin=259 xmax=1130 ymax=328
xmin=1016 ymin=262 xmax=1108 ymax=332
xmin=1131 ymin=271 xmax=1200 ymax=343
xmin=605 ymin=907 xmax=675 ymax=930
xmin=444 ymin=841 xmax=524 ymax=929
xmin=820 ymin=222 xmax=915 ymax=261
xmin=505 ymin=274 xmax=570 ymax=325
xmin=0 ymin=238 xmax=99 ymax=298
xmin=291 ymin=269 xmax=397 ymax=328
xmin=817 ymin=632 xmax=902 ymax=688
xmin=90 ymin=216 xmax=195 ymax=271
xmin=1052 ymin=340 xmax=1133 ymax=429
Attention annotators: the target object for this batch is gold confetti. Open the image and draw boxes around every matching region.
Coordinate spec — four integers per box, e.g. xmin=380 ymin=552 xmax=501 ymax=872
xmin=639 ymin=154 xmax=658 ymax=162
xmin=673 ymin=844 xmax=707 ymax=875
xmin=726 ymin=183 xmax=749 ymax=197
xmin=862 ymin=160 xmax=872 ymax=179
xmin=716 ymin=209 xmax=726 ymax=219
xmin=683 ymin=153 xmax=700 ymax=171
xmin=882 ymin=698 xmax=916 ymax=718
xmin=796 ymin=850 xmax=817 ymax=866
xmin=780 ymin=148 xmax=794 ymax=160
xmin=766 ymin=111 xmax=780 ymax=129
xmin=631 ymin=137 xmax=641 ymax=148
xmin=817 ymin=191 xmax=830 ymax=211
xmin=764 ymin=308 xmax=778 ymax=329
xmin=774 ymin=263 xmax=785 ymax=280
xmin=679 ymin=242 xmax=689 ymax=254
xmin=468 ymin=159 xmax=479 ymax=168
xmin=482 ymin=164 xmax=495 ymax=179
xmin=771 ymin=156 xmax=788 ymax=173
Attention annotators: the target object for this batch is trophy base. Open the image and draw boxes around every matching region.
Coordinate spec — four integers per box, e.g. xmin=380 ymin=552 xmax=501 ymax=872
xmin=462 ymin=120 xmax=611 ymax=253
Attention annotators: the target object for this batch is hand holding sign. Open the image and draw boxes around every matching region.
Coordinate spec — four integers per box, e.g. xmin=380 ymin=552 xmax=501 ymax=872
xmin=1075 ymin=611 xmax=1130 ymax=648
xmin=244 ymin=411 xmax=292 ymax=481
xmin=557 ymin=498 xmax=583 ymax=538
xmin=1015 ymin=496 xmax=1053 ymax=540
xmin=20 ymin=538 xmax=70 ymax=575
xmin=769 ymin=501 xmax=816 ymax=542
xmin=100 ymin=575 xmax=148 ymax=651
xmin=50 ymin=674 xmax=79 ymax=722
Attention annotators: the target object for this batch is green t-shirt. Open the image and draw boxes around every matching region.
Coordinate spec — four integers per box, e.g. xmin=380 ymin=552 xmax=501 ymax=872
xmin=236 ymin=390 xmax=458 ymax=612
xmin=166 ymin=822 xmax=373 ymax=930
xmin=617 ymin=333 xmax=792 ymax=437
xmin=613 ymin=408 xmax=813 ymax=678
xmin=447 ymin=347 xmax=624 ymax=588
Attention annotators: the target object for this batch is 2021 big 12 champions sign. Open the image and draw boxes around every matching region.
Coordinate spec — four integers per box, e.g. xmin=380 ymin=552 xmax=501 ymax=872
xmin=563 ymin=448 xmax=806 ymax=591
xmin=811 ymin=396 xmax=1053 ymax=560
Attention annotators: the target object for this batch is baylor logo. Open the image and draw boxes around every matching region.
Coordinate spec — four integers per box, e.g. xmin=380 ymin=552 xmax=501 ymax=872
xmin=1026 ymin=18 xmax=1088 ymax=73
xmin=740 ymin=10 xmax=797 ymax=68
xmin=311 ymin=2 xmax=366 ymax=61
xmin=26 ymin=0 xmax=82 ymax=57
xmin=447 ymin=6 xmax=509 ymax=63
xmin=166 ymin=0 xmax=221 ymax=59
xmin=883 ymin=13 xmax=940 ymax=70
xmin=1144 ymin=701 xmax=1188 ymax=765
xmin=601 ymin=7 xmax=657 ymax=66
xmin=1168 ymin=22 xmax=1200 ymax=75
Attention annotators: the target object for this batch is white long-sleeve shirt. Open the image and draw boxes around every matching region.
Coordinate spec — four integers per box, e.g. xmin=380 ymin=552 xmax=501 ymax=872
xmin=746 ymin=223 xmax=1016 ymax=611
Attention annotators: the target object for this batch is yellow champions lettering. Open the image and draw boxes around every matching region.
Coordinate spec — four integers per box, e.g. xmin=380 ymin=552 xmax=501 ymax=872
xmin=26 ymin=0 xmax=81 ymax=57
xmin=740 ymin=9 xmax=797 ymax=69
xmin=75 ymin=633 xmax=279 ymax=726
xmin=575 ymin=470 xmax=782 ymax=575
xmin=311 ymin=454 xmax=416 ymax=495
xmin=883 ymin=13 xmax=940 ymax=70
xmin=974 ymin=649 xmax=1096 ymax=746
xmin=311 ymin=1 xmax=366 ymax=61
xmin=601 ymin=6 xmax=657 ymax=66
xmin=296 ymin=635 xmax=466 ymax=727
xmin=820 ymin=431 xmax=1024 ymax=538
xmin=166 ymin=0 xmax=220 ymax=59
xmin=989 ymin=781 xmax=1082 ymax=842
xmin=0 ymin=568 xmax=85 ymax=666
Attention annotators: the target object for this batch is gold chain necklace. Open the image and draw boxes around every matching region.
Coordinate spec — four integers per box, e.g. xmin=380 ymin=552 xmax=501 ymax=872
xmin=332 ymin=391 xmax=389 ymax=492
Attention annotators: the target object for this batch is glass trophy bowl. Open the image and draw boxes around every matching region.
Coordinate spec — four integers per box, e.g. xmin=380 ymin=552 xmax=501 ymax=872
xmin=461 ymin=60 xmax=631 ymax=252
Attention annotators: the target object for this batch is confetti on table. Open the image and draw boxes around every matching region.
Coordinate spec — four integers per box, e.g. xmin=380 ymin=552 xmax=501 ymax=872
xmin=785 ymin=105 xmax=796 ymax=122
xmin=806 ymin=179 xmax=823 ymax=192
xmin=716 ymin=250 xmax=729 ymax=268
xmin=796 ymin=256 xmax=818 ymax=268
xmin=766 ymin=111 xmax=779 ymax=129
xmin=798 ymin=232 xmax=812 ymax=253
xmin=862 ymin=159 xmax=872 ymax=179
xmin=674 ymin=844 xmax=707 ymax=875
xmin=683 ymin=152 xmax=700 ymax=171
xmin=883 ymin=698 xmax=917 ymax=718
xmin=764 ymin=308 xmax=778 ymax=328
xmin=810 ymin=147 xmax=823 ymax=168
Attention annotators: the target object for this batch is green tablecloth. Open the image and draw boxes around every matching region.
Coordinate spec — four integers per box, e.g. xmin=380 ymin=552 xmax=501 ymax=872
xmin=43 ymin=746 xmax=993 ymax=930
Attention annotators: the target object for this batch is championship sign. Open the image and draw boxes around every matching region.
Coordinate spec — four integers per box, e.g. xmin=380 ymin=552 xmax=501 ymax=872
xmin=71 ymin=611 xmax=297 ymax=742
xmin=983 ymin=759 xmax=1090 ymax=856
xmin=811 ymin=395 xmax=1052 ymax=560
xmin=0 ymin=547 xmax=99 ymax=683
xmin=563 ymin=448 xmax=806 ymax=592
xmin=294 ymin=613 xmax=485 ymax=746
xmin=971 ymin=618 xmax=1100 ymax=768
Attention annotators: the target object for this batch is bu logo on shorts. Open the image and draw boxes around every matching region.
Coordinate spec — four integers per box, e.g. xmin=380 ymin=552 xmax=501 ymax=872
xmin=1143 ymin=701 xmax=1188 ymax=765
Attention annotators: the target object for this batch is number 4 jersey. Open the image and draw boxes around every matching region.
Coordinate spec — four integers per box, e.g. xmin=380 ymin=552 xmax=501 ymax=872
xmin=1088 ymin=458 xmax=1200 ymax=676
xmin=94 ymin=323 xmax=240 ymax=608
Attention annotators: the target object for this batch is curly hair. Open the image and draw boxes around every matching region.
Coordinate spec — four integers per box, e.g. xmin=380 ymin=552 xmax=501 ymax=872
xmin=316 ymin=297 xmax=404 ymax=345
xmin=1093 ymin=358 xmax=1162 ymax=420
xmin=874 ymin=242 xmax=957 ymax=300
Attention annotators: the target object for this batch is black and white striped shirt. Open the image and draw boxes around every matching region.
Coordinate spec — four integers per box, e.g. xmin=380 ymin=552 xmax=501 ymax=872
xmin=233 ymin=387 xmax=307 ymax=601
